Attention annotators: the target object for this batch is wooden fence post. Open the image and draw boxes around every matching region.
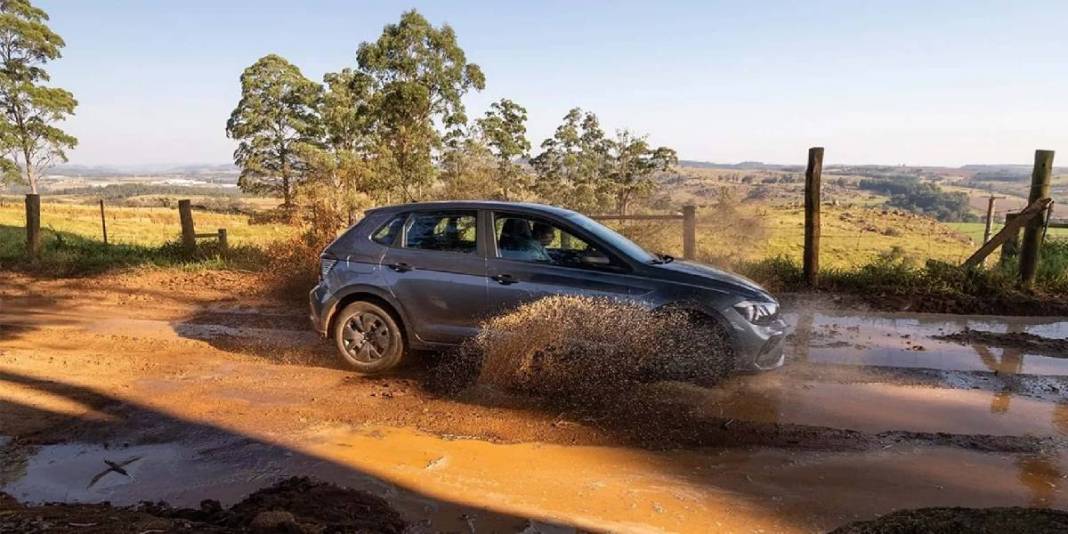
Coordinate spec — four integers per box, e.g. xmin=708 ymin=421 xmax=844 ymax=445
xmin=983 ymin=195 xmax=1002 ymax=244
xmin=682 ymin=205 xmax=696 ymax=260
xmin=217 ymin=228 xmax=228 ymax=251
xmin=25 ymin=194 xmax=40 ymax=258
xmin=1000 ymin=212 xmax=1020 ymax=266
xmin=178 ymin=199 xmax=196 ymax=253
xmin=803 ymin=147 xmax=824 ymax=286
xmin=99 ymin=199 xmax=108 ymax=245
xmin=1019 ymin=150 xmax=1054 ymax=286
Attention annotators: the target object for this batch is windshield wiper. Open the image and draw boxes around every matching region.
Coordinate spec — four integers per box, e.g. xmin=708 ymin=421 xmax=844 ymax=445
xmin=651 ymin=253 xmax=674 ymax=264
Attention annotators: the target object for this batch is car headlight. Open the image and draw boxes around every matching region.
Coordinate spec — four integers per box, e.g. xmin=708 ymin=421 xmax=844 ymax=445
xmin=733 ymin=300 xmax=779 ymax=324
xmin=320 ymin=258 xmax=338 ymax=281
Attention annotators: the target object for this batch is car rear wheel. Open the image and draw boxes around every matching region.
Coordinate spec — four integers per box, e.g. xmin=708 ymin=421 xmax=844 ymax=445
xmin=333 ymin=301 xmax=405 ymax=374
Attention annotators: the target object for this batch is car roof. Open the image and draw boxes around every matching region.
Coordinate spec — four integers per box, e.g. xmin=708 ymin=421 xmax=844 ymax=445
xmin=367 ymin=200 xmax=583 ymax=218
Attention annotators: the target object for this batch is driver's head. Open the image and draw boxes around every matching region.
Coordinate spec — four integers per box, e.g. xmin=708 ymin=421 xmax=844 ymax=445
xmin=532 ymin=222 xmax=554 ymax=246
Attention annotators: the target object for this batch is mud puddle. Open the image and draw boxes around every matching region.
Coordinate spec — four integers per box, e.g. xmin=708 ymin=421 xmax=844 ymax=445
xmin=0 ymin=433 xmax=540 ymax=533
xmin=12 ymin=424 xmax=1064 ymax=533
xmin=696 ymin=375 xmax=1068 ymax=438
xmin=788 ymin=310 xmax=1068 ymax=375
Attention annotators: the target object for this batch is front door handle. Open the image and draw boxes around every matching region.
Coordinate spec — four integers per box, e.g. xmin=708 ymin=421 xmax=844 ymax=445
xmin=388 ymin=262 xmax=412 ymax=273
xmin=491 ymin=274 xmax=519 ymax=285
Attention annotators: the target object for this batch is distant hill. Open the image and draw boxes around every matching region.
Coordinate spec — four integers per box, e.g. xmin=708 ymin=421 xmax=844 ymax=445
xmin=48 ymin=163 xmax=238 ymax=178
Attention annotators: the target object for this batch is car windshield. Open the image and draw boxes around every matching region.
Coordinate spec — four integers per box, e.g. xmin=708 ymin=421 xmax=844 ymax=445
xmin=563 ymin=212 xmax=658 ymax=263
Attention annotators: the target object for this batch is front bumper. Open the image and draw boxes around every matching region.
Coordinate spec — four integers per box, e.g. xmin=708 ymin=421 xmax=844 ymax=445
xmin=731 ymin=317 xmax=788 ymax=372
xmin=309 ymin=283 xmax=332 ymax=337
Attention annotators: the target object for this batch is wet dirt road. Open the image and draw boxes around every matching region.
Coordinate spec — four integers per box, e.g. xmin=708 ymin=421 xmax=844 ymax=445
xmin=2 ymin=271 xmax=1067 ymax=533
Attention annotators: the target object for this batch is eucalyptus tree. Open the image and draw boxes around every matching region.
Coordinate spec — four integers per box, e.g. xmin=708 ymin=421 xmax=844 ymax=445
xmin=607 ymin=130 xmax=677 ymax=215
xmin=226 ymin=54 xmax=322 ymax=207
xmin=531 ymin=108 xmax=612 ymax=211
xmin=356 ymin=9 xmax=485 ymax=201
xmin=0 ymin=0 xmax=77 ymax=193
xmin=476 ymin=98 xmax=530 ymax=200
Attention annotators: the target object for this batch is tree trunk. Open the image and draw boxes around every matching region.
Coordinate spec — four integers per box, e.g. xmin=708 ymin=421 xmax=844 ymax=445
xmin=282 ymin=174 xmax=291 ymax=207
xmin=22 ymin=146 xmax=36 ymax=194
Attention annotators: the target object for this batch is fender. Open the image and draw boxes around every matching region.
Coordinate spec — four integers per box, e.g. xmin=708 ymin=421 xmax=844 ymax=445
xmin=324 ymin=284 xmax=415 ymax=343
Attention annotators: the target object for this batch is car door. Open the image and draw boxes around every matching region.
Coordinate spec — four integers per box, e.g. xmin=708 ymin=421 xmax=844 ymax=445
xmin=484 ymin=211 xmax=644 ymax=316
xmin=379 ymin=210 xmax=488 ymax=344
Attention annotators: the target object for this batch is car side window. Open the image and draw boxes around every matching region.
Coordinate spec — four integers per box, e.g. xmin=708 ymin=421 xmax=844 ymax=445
xmin=371 ymin=214 xmax=406 ymax=246
xmin=493 ymin=214 xmax=615 ymax=269
xmin=404 ymin=211 xmax=478 ymax=254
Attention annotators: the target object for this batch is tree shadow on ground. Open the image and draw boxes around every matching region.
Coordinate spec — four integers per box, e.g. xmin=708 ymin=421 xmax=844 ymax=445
xmin=0 ymin=369 xmax=564 ymax=532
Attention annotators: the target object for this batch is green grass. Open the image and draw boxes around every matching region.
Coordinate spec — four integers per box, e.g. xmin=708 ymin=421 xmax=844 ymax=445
xmin=0 ymin=199 xmax=291 ymax=276
xmin=946 ymin=222 xmax=1068 ymax=241
xmin=740 ymin=239 xmax=1068 ymax=306
xmin=608 ymin=203 xmax=978 ymax=269
xmin=0 ymin=225 xmax=272 ymax=276
xmin=0 ymin=200 xmax=293 ymax=247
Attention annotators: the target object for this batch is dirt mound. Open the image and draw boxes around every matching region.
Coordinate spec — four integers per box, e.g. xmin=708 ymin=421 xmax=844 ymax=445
xmin=467 ymin=295 xmax=732 ymax=404
xmin=0 ymin=477 xmax=405 ymax=534
xmin=830 ymin=507 xmax=1068 ymax=534
xmin=934 ymin=328 xmax=1068 ymax=358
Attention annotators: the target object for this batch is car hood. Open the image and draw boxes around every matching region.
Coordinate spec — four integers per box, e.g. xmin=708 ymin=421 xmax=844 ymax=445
xmin=649 ymin=261 xmax=774 ymax=301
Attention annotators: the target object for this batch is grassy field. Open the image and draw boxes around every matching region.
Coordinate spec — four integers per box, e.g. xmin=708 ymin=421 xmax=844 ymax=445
xmin=947 ymin=221 xmax=1068 ymax=241
xmin=611 ymin=203 xmax=979 ymax=269
xmin=1 ymin=197 xmax=985 ymax=271
xmin=0 ymin=199 xmax=292 ymax=247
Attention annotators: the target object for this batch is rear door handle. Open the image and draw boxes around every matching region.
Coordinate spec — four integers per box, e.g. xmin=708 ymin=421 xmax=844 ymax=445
xmin=388 ymin=262 xmax=412 ymax=273
xmin=491 ymin=274 xmax=519 ymax=285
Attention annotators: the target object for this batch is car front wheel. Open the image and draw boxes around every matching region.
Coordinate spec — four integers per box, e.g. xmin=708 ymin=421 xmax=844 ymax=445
xmin=333 ymin=301 xmax=405 ymax=374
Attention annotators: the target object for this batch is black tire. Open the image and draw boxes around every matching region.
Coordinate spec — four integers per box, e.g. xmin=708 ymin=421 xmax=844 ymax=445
xmin=333 ymin=301 xmax=405 ymax=374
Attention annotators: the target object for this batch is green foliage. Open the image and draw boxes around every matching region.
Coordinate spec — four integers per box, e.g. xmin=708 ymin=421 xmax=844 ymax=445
xmin=606 ymin=130 xmax=677 ymax=215
xmin=476 ymin=98 xmax=531 ymax=200
xmin=858 ymin=177 xmax=973 ymax=221
xmin=531 ymin=108 xmax=612 ymax=211
xmin=0 ymin=0 xmax=77 ymax=193
xmin=437 ymin=126 xmax=498 ymax=200
xmin=357 ymin=9 xmax=485 ymax=201
xmin=226 ymin=54 xmax=323 ymax=206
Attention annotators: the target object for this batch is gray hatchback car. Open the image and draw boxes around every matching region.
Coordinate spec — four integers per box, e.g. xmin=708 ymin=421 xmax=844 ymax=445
xmin=310 ymin=201 xmax=786 ymax=374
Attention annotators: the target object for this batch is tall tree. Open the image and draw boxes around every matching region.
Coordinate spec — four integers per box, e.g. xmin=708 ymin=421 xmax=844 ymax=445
xmin=476 ymin=98 xmax=530 ymax=200
xmin=356 ymin=9 xmax=485 ymax=201
xmin=607 ymin=130 xmax=677 ymax=215
xmin=438 ymin=124 xmax=497 ymax=200
xmin=320 ymin=68 xmax=373 ymax=154
xmin=531 ymin=108 xmax=611 ymax=211
xmin=0 ymin=0 xmax=77 ymax=193
xmin=226 ymin=54 xmax=322 ymax=207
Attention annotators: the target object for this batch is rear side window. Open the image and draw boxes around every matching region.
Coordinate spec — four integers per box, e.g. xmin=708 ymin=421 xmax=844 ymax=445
xmin=372 ymin=214 xmax=406 ymax=246
xmin=404 ymin=211 xmax=478 ymax=254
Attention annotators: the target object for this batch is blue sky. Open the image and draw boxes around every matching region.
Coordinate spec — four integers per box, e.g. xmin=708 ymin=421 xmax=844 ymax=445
xmin=38 ymin=0 xmax=1068 ymax=167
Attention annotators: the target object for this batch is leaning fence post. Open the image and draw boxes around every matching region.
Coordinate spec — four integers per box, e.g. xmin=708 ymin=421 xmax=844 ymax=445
xmin=803 ymin=147 xmax=824 ymax=287
xmin=1019 ymin=149 xmax=1054 ymax=287
xmin=217 ymin=228 xmax=228 ymax=251
xmin=25 ymin=193 xmax=40 ymax=258
xmin=682 ymin=205 xmax=696 ymax=260
xmin=178 ymin=199 xmax=196 ymax=253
